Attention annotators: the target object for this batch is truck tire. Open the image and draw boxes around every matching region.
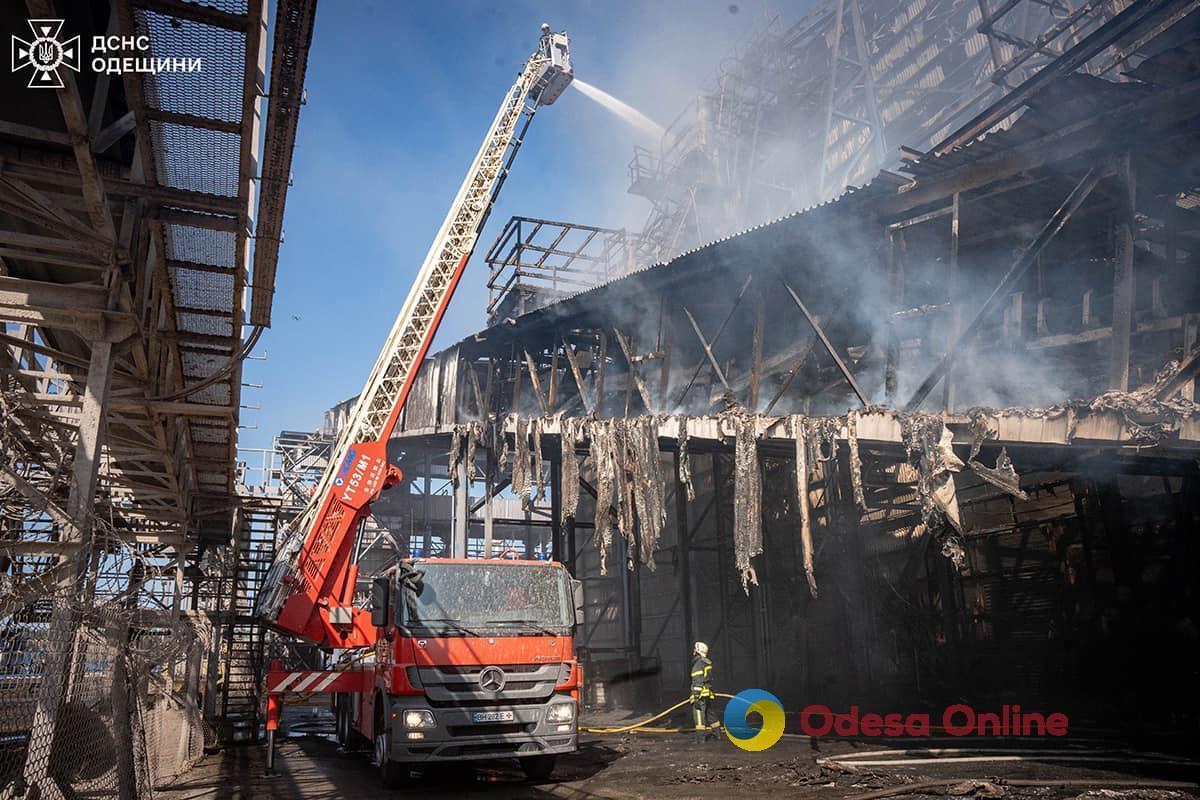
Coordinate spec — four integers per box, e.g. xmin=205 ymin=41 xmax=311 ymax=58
xmin=335 ymin=694 xmax=351 ymax=746
xmin=520 ymin=754 xmax=557 ymax=781
xmin=374 ymin=706 xmax=408 ymax=789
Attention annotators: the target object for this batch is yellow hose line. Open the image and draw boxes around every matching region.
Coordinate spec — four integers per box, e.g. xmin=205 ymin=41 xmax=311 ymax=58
xmin=581 ymin=697 xmax=692 ymax=733
xmin=582 ymin=694 xmax=733 ymax=734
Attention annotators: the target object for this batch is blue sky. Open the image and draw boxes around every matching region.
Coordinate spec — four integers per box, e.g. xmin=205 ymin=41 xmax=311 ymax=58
xmin=238 ymin=0 xmax=798 ymax=458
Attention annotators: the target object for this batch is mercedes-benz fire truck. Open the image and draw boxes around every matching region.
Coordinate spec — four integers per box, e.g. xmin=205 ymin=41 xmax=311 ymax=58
xmin=254 ymin=25 xmax=579 ymax=787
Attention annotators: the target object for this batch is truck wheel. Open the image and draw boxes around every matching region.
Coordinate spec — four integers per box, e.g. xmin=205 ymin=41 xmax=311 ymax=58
xmin=335 ymin=695 xmax=350 ymax=746
xmin=374 ymin=703 xmax=408 ymax=789
xmin=520 ymin=754 xmax=557 ymax=781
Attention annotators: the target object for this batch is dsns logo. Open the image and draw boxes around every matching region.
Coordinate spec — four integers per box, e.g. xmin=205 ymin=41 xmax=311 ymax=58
xmin=723 ymin=689 xmax=785 ymax=752
xmin=11 ymin=19 xmax=81 ymax=89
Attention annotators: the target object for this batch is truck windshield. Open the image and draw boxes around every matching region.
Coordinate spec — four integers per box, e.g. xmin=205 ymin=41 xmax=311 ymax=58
xmin=400 ymin=562 xmax=570 ymax=632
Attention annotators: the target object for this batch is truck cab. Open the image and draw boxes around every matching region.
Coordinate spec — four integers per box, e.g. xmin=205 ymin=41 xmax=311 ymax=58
xmin=341 ymin=557 xmax=583 ymax=786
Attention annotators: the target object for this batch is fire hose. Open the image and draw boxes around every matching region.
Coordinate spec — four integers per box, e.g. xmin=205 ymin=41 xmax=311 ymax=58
xmin=581 ymin=692 xmax=737 ymax=734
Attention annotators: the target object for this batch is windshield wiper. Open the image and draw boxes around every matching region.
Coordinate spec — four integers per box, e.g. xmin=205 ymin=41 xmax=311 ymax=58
xmin=484 ymin=619 xmax=561 ymax=635
xmin=415 ymin=618 xmax=483 ymax=636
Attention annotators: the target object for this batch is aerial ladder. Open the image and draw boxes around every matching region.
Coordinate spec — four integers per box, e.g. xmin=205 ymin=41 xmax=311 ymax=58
xmin=255 ymin=25 xmax=574 ymax=650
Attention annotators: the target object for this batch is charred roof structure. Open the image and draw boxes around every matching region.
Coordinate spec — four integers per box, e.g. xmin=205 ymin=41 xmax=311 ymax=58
xmin=363 ymin=0 xmax=1200 ymax=753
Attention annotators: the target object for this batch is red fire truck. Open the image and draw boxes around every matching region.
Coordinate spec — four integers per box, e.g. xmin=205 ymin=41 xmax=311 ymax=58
xmin=255 ymin=25 xmax=579 ymax=787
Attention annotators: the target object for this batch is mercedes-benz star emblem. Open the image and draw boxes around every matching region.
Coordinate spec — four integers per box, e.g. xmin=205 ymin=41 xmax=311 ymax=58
xmin=479 ymin=665 xmax=506 ymax=692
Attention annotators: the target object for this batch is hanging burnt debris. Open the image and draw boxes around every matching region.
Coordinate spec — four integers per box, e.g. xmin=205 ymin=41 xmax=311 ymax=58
xmin=846 ymin=409 xmax=867 ymax=511
xmin=677 ymin=416 xmax=695 ymax=502
xmin=582 ymin=418 xmax=668 ymax=574
xmin=899 ymin=415 xmax=966 ymax=569
xmin=626 ymin=418 xmax=666 ymax=570
xmin=732 ymin=415 xmax=763 ymax=591
xmin=588 ymin=419 xmax=620 ymax=575
xmin=441 ymin=407 xmax=1064 ymax=585
xmin=560 ymin=417 xmax=583 ymax=521
xmin=448 ymin=422 xmax=481 ymax=487
xmin=790 ymin=415 xmax=818 ymax=599
xmin=967 ymin=446 xmax=1027 ymax=500
xmin=440 ymin=365 xmax=1200 ymax=604
xmin=530 ymin=418 xmax=545 ymax=504
xmin=513 ymin=416 xmax=531 ymax=509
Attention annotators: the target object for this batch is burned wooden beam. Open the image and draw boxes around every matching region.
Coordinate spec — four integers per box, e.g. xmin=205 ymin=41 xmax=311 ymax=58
xmin=523 ymin=349 xmax=550 ymax=416
xmin=778 ymin=278 xmax=868 ymax=407
xmin=674 ymin=274 xmax=753 ymax=409
xmin=683 ymin=306 xmax=732 ymax=395
xmin=560 ymin=338 xmax=595 ymax=415
xmin=612 ymin=326 xmax=656 ymax=414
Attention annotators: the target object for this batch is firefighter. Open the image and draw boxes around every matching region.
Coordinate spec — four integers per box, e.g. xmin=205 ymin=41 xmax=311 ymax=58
xmin=690 ymin=641 xmax=714 ymax=741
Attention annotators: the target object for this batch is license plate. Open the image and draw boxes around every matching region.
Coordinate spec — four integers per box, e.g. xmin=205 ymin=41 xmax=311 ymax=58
xmin=472 ymin=711 xmax=514 ymax=723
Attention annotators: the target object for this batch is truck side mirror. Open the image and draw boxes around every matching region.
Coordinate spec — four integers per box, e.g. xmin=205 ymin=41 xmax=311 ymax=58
xmin=371 ymin=576 xmax=391 ymax=628
xmin=571 ymin=579 xmax=584 ymax=627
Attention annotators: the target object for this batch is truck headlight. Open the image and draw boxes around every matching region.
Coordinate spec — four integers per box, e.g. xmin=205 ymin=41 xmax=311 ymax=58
xmin=546 ymin=702 xmax=575 ymax=723
xmin=403 ymin=709 xmax=436 ymax=729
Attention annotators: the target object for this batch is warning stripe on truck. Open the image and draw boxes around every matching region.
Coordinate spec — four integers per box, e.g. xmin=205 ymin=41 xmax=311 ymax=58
xmin=266 ymin=670 xmax=367 ymax=694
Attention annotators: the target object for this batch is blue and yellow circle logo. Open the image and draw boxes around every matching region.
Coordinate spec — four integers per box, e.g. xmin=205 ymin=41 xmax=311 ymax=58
xmin=723 ymin=689 xmax=785 ymax=751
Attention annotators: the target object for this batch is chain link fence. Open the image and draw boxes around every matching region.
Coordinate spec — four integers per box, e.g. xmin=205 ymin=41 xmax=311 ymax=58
xmin=0 ymin=539 xmax=214 ymax=799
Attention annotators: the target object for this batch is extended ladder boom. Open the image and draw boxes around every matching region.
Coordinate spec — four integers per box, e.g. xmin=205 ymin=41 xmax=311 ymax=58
xmin=257 ymin=26 xmax=573 ymax=648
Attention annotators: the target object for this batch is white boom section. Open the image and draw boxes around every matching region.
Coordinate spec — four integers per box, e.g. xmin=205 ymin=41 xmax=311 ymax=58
xmin=285 ymin=34 xmax=569 ymax=544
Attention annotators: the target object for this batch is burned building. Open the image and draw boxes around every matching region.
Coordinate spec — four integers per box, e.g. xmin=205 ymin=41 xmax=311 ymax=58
xmin=358 ymin=0 xmax=1200 ymax=727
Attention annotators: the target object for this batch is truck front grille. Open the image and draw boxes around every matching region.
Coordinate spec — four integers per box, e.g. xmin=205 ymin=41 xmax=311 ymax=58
xmin=417 ymin=663 xmax=560 ymax=705
xmin=427 ymin=696 xmax=547 ymax=709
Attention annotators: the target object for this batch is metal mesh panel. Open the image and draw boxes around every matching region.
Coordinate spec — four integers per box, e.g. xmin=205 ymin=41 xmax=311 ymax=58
xmin=171 ymin=265 xmax=235 ymax=311
xmin=189 ymin=423 xmax=230 ymax=444
xmin=181 ymin=0 xmax=249 ymax=12
xmin=164 ymin=224 xmax=236 ymax=268
xmin=134 ymin=10 xmax=246 ymax=124
xmin=176 ymin=312 xmax=233 ymax=337
xmin=185 ymin=381 xmax=232 ymax=406
xmin=180 ymin=350 xmax=231 ymax=378
xmin=149 ymin=122 xmax=240 ymax=197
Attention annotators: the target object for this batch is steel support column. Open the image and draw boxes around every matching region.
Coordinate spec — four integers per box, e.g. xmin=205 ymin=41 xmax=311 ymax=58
xmin=452 ymin=458 xmax=469 ymax=558
xmin=1110 ymin=154 xmax=1136 ymax=391
xmin=550 ymin=457 xmax=562 ymax=562
xmin=943 ymin=192 xmax=961 ymax=410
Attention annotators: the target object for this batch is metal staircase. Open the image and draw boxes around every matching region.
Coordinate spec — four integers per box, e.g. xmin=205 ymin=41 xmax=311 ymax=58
xmin=220 ymin=499 xmax=280 ymax=741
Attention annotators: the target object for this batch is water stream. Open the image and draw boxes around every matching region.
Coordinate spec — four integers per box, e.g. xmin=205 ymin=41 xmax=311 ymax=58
xmin=571 ymin=79 xmax=665 ymax=140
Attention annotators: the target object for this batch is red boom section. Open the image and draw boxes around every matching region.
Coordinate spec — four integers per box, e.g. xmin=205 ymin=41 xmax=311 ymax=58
xmin=272 ymin=253 xmax=473 ymax=649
